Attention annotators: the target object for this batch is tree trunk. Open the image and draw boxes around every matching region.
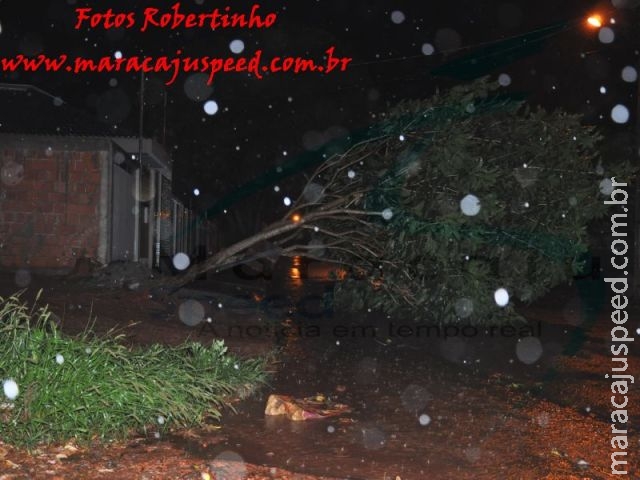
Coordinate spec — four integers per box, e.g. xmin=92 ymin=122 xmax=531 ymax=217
xmin=152 ymin=217 xmax=302 ymax=293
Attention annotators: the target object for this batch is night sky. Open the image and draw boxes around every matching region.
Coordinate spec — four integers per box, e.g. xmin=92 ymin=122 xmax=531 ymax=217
xmin=0 ymin=0 xmax=638 ymax=222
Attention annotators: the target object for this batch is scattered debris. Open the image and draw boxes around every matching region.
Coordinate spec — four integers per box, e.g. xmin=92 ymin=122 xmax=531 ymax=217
xmin=576 ymin=459 xmax=589 ymax=469
xmin=67 ymin=256 xmax=102 ymax=279
xmin=81 ymin=261 xmax=158 ymax=289
xmin=265 ymin=394 xmax=350 ymax=421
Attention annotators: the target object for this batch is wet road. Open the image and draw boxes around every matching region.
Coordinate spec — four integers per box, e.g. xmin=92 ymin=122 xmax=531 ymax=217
xmin=174 ymin=258 xmax=617 ymax=479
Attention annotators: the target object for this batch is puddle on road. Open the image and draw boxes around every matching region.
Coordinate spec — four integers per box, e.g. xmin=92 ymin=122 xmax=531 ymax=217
xmin=167 ymin=320 xmax=553 ymax=477
xmin=165 ymin=261 xmax=610 ymax=479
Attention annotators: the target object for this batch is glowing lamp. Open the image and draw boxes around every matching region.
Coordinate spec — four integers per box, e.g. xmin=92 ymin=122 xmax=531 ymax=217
xmin=587 ymin=15 xmax=602 ymax=28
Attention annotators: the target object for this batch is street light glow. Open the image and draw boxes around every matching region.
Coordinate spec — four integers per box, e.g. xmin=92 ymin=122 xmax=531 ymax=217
xmin=587 ymin=15 xmax=602 ymax=28
xmin=291 ymin=213 xmax=302 ymax=223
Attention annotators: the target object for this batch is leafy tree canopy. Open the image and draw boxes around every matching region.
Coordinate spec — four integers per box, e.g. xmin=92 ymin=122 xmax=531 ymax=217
xmin=179 ymin=77 xmax=636 ymax=324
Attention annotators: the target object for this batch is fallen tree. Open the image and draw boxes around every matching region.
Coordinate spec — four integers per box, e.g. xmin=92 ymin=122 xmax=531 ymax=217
xmin=161 ymin=77 xmax=635 ymax=323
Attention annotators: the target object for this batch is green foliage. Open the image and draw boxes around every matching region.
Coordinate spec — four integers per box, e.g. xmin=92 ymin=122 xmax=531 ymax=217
xmin=308 ymin=78 xmax=636 ymax=323
xmin=0 ymin=294 xmax=270 ymax=447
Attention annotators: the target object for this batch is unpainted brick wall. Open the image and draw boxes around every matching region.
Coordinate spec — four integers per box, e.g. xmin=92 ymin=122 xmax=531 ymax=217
xmin=0 ymin=148 xmax=105 ymax=270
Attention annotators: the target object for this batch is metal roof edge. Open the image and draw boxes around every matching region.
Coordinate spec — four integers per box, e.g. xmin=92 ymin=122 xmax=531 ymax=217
xmin=111 ymin=137 xmax=172 ymax=179
xmin=0 ymin=133 xmax=112 ymax=150
xmin=0 ymin=133 xmax=173 ymax=180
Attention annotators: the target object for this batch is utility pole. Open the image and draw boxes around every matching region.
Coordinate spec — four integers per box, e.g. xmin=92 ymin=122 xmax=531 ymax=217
xmin=134 ymin=72 xmax=145 ymax=263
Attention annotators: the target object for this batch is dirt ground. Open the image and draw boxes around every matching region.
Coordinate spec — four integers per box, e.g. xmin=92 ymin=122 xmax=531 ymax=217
xmin=0 ymin=269 xmax=639 ymax=479
xmin=0 ymin=270 xmax=277 ymax=357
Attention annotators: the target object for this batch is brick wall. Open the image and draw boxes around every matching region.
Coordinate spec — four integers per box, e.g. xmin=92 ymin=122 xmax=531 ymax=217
xmin=0 ymin=147 xmax=106 ymax=270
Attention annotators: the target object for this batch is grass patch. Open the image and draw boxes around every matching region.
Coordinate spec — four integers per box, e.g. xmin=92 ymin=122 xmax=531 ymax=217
xmin=0 ymin=293 xmax=271 ymax=447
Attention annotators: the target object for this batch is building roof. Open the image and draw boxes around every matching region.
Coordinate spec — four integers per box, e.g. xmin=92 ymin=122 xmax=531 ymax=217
xmin=0 ymin=84 xmax=172 ymax=178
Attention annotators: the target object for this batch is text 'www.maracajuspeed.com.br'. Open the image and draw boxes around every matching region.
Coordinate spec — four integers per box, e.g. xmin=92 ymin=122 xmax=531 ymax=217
xmin=0 ymin=47 xmax=352 ymax=85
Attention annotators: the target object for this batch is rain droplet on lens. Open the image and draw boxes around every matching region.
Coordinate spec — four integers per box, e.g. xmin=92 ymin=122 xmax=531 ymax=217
xmin=621 ymin=65 xmax=637 ymax=83
xmin=172 ymin=252 xmax=190 ymax=270
xmin=418 ymin=414 xmax=431 ymax=426
xmin=454 ymin=298 xmax=474 ymax=318
xmin=494 ymin=288 xmax=509 ymax=307
xmin=460 ymin=194 xmax=481 ymax=216
xmin=498 ymin=73 xmax=511 ymax=86
xmin=178 ymin=299 xmax=205 ymax=326
xmin=611 ymin=104 xmax=629 ymax=124
xmin=401 ymin=384 xmax=430 ymax=412
xmin=203 ymin=100 xmax=219 ymax=116
xmin=421 ymin=43 xmax=435 ymax=55
xmin=516 ymin=337 xmax=543 ymax=364
xmin=229 ymin=39 xmax=245 ymax=54
xmin=390 ymin=10 xmax=406 ymax=24
xmin=184 ymin=73 xmax=213 ymax=101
